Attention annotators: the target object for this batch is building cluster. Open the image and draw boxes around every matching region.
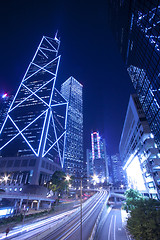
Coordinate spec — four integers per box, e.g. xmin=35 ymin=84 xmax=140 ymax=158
xmin=0 ymin=0 xmax=160 ymax=202
xmin=0 ymin=36 xmax=83 ymax=194
xmin=108 ymin=0 xmax=160 ymax=198
xmin=86 ymin=132 xmax=125 ymax=188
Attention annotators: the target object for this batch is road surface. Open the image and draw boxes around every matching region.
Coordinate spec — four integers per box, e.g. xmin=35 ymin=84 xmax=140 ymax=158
xmin=96 ymin=204 xmax=131 ymax=240
xmin=0 ymin=190 xmax=108 ymax=240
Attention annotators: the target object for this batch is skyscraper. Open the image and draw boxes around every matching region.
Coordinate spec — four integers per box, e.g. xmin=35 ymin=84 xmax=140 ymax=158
xmin=0 ymin=93 xmax=13 ymax=130
xmin=90 ymin=132 xmax=109 ymax=182
xmin=86 ymin=149 xmax=93 ymax=179
xmin=110 ymin=154 xmax=126 ymax=187
xmin=119 ymin=94 xmax=160 ymax=198
xmin=107 ymin=0 xmax=160 ymax=147
xmin=60 ymin=76 xmax=83 ymax=181
xmin=0 ymin=36 xmax=68 ymax=185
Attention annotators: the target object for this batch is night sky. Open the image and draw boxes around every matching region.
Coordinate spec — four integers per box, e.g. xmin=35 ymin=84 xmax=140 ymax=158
xmin=0 ymin=0 xmax=134 ymax=155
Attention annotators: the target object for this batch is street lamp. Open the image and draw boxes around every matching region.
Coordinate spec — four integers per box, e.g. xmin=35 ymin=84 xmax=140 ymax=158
xmin=3 ymin=175 xmax=9 ymax=184
xmin=120 ymin=184 xmax=124 ymax=189
xmin=92 ymin=174 xmax=99 ymax=188
xmin=66 ymin=175 xmax=83 ymax=240
xmin=101 ymin=177 xmax=105 ymax=184
xmin=80 ymin=178 xmax=82 ymax=240
xmin=65 ymin=175 xmax=71 ymax=181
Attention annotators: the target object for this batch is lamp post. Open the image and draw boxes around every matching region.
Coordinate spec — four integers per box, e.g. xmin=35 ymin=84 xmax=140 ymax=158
xmin=66 ymin=175 xmax=83 ymax=240
xmin=80 ymin=178 xmax=82 ymax=240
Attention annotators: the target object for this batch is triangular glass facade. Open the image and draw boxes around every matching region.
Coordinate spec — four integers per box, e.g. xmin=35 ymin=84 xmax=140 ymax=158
xmin=0 ymin=36 xmax=68 ymax=168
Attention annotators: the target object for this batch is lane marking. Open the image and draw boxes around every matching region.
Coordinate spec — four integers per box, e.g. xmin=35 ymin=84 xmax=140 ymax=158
xmin=114 ymin=215 xmax=116 ymax=240
xmin=108 ymin=215 xmax=113 ymax=240
xmin=59 ymin=192 xmax=108 ymax=240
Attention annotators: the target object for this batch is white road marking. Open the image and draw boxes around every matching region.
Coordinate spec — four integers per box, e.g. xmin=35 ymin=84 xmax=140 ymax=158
xmin=108 ymin=215 xmax=113 ymax=240
xmin=114 ymin=215 xmax=116 ymax=240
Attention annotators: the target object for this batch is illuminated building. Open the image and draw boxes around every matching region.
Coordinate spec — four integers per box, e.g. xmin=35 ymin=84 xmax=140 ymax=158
xmin=0 ymin=94 xmax=13 ymax=130
xmin=119 ymin=94 xmax=160 ymax=198
xmin=111 ymin=154 xmax=126 ymax=187
xmin=86 ymin=149 xmax=93 ymax=179
xmin=107 ymin=0 xmax=160 ymax=148
xmin=90 ymin=132 xmax=109 ymax=183
xmin=60 ymin=76 xmax=83 ymax=181
xmin=0 ymin=35 xmax=68 ymax=185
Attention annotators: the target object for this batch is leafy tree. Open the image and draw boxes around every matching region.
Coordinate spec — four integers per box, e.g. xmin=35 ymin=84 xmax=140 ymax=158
xmin=125 ymin=188 xmax=142 ymax=199
xmin=123 ymin=188 xmax=143 ymax=212
xmin=127 ymin=198 xmax=160 ymax=240
xmin=48 ymin=171 xmax=72 ymax=194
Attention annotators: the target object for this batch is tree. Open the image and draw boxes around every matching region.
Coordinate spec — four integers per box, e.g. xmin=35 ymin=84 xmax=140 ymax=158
xmin=123 ymin=188 xmax=143 ymax=212
xmin=125 ymin=188 xmax=142 ymax=199
xmin=48 ymin=171 xmax=71 ymax=195
xmin=127 ymin=198 xmax=160 ymax=240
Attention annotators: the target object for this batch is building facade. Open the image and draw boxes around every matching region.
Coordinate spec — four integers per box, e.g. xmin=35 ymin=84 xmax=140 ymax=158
xmin=107 ymin=0 xmax=160 ymax=148
xmin=60 ymin=76 xmax=83 ymax=181
xmin=119 ymin=94 xmax=160 ymax=198
xmin=90 ymin=131 xmax=109 ymax=183
xmin=0 ymin=36 xmax=68 ymax=186
xmin=86 ymin=149 xmax=94 ymax=180
xmin=110 ymin=153 xmax=126 ymax=187
xmin=0 ymin=94 xmax=13 ymax=130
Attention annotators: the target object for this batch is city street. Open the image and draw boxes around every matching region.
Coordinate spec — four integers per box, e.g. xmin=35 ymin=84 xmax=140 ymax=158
xmin=0 ymin=190 xmax=108 ymax=240
xmin=96 ymin=204 xmax=130 ymax=240
xmin=39 ymin=190 xmax=108 ymax=240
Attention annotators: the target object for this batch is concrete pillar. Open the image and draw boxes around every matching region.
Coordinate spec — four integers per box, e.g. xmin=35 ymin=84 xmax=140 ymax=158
xmin=10 ymin=174 xmax=14 ymax=184
xmin=114 ymin=197 xmax=117 ymax=204
xmin=49 ymin=202 xmax=52 ymax=209
xmin=37 ymin=200 xmax=41 ymax=210
xmin=19 ymin=198 xmax=23 ymax=208
xmin=20 ymin=174 xmax=23 ymax=184
xmin=31 ymin=201 xmax=34 ymax=209
xmin=25 ymin=173 xmax=28 ymax=184
xmin=15 ymin=174 xmax=18 ymax=184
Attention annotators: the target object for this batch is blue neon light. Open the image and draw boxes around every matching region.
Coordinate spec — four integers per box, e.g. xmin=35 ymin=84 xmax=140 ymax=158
xmin=0 ymin=36 xmax=68 ymax=168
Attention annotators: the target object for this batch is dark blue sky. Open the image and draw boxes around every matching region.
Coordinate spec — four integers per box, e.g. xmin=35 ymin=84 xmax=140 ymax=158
xmin=0 ymin=0 xmax=134 ymax=154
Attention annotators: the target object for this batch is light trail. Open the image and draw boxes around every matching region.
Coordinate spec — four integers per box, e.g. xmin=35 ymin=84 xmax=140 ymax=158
xmin=0 ymin=191 xmax=108 ymax=240
xmin=0 ymin=209 xmax=76 ymax=240
xmin=56 ymin=191 xmax=107 ymax=240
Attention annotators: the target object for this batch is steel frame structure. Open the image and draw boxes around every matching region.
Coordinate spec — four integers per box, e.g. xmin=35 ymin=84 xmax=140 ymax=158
xmin=0 ymin=35 xmax=68 ymax=168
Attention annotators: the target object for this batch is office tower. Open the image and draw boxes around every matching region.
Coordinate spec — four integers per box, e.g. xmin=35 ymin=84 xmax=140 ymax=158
xmin=107 ymin=1 xmax=160 ymax=147
xmin=60 ymin=76 xmax=83 ymax=181
xmin=106 ymin=155 xmax=113 ymax=184
xmin=86 ymin=149 xmax=94 ymax=179
xmin=0 ymin=93 xmax=13 ymax=130
xmin=91 ymin=132 xmax=109 ymax=182
xmin=111 ymin=154 xmax=126 ymax=187
xmin=0 ymin=36 xmax=68 ymax=185
xmin=119 ymin=94 xmax=160 ymax=198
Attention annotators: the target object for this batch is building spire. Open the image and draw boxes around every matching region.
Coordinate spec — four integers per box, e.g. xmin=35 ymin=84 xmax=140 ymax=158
xmin=54 ymin=30 xmax=59 ymax=41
